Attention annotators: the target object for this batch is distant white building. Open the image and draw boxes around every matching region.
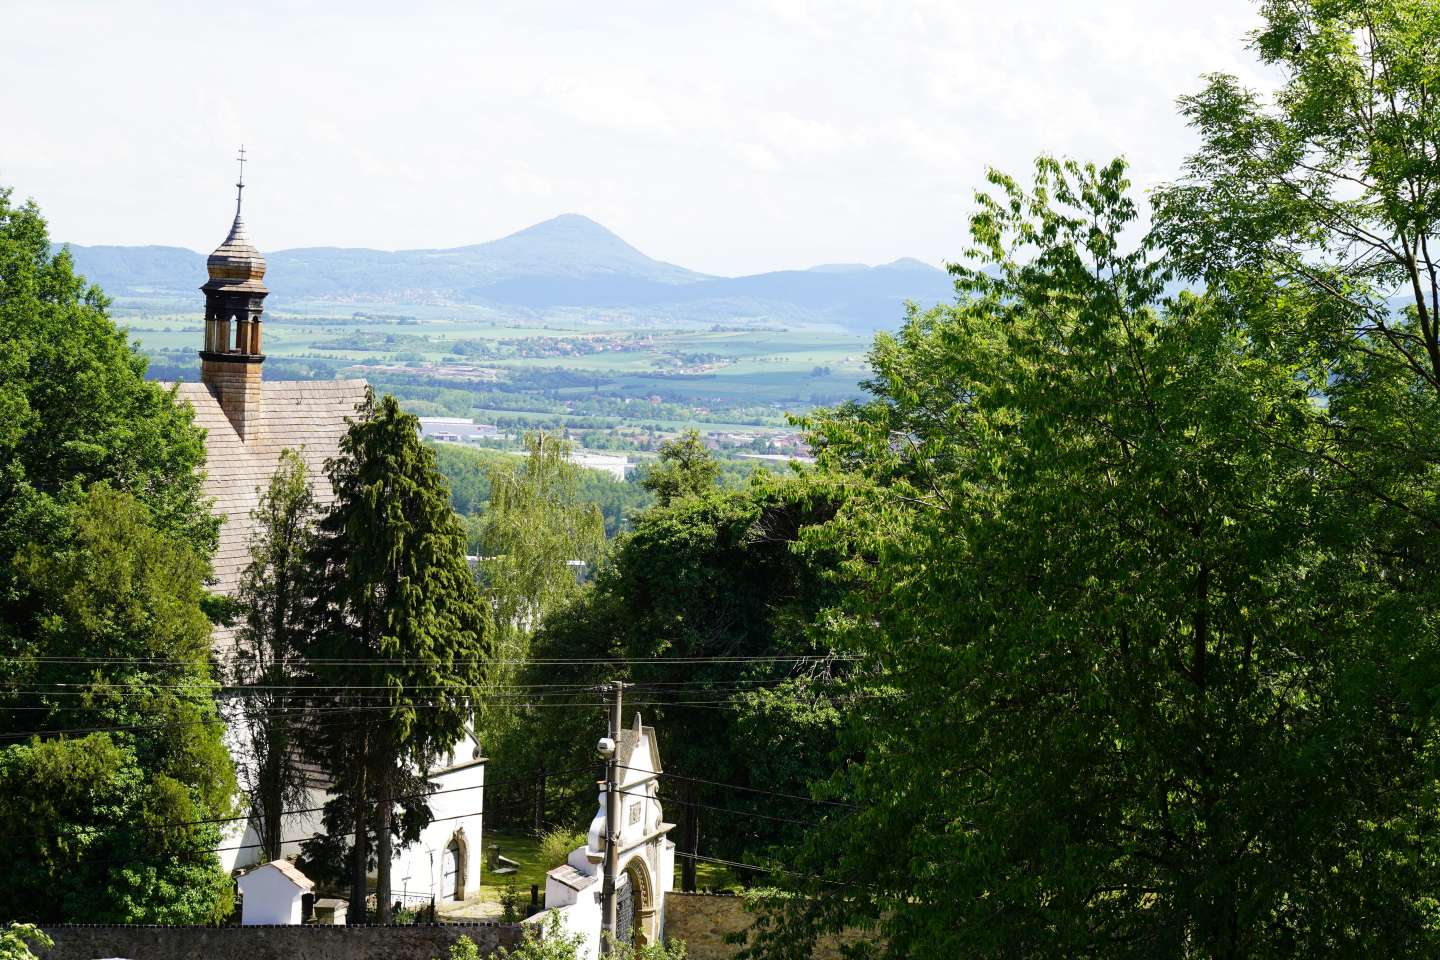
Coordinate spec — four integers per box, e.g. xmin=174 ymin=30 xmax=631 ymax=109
xmin=537 ymin=714 xmax=675 ymax=958
xmin=570 ymin=451 xmax=632 ymax=481
xmin=419 ymin=417 xmax=501 ymax=444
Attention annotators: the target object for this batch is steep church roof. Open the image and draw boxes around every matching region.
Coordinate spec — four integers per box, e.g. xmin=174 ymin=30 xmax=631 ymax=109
xmin=172 ymin=379 xmax=368 ymax=650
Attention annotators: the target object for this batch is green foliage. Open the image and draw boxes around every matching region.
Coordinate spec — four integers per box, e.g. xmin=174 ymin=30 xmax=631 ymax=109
xmin=430 ymin=440 xmax=650 ymax=539
xmin=472 ymin=432 xmax=606 ymax=751
xmin=445 ymin=935 xmax=482 ymax=960
xmin=0 ymin=188 xmax=215 ymax=593
xmin=232 ymin=449 xmax=317 ymax=862
xmin=0 ymin=187 xmax=231 ymax=923
xmin=603 ymin=934 xmax=689 ymax=960
xmin=1154 ymin=0 xmax=1440 ymax=395
xmin=495 ymin=913 xmax=584 ymax=960
xmin=500 ymin=875 xmax=523 ymax=923
xmin=0 ymin=924 xmax=51 ymax=960
xmin=746 ymin=157 xmax=1440 ymax=958
xmin=509 ymin=471 xmax=852 ymax=865
xmin=537 ymin=826 xmax=587 ymax=871
xmin=637 ymin=429 xmax=719 ymax=506
xmin=0 ymin=488 xmax=235 ymax=923
xmin=299 ymin=390 xmax=490 ymax=921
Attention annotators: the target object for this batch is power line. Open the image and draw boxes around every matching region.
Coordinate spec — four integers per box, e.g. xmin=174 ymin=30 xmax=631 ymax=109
xmin=25 ymin=786 xmax=590 ymax=875
xmin=0 ymin=694 xmax=794 ymax=741
xmin=618 ymin=764 xmax=860 ymax=809
xmin=0 ymin=765 xmax=597 ymax=846
xmin=615 ymin=785 xmax=825 ymax=828
xmin=680 ymin=851 xmax=864 ymax=889
xmin=10 ymin=655 xmax=855 ymax=666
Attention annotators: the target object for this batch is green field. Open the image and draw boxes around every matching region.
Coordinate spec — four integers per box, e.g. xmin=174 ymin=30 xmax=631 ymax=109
xmin=124 ymin=307 xmax=874 ymax=448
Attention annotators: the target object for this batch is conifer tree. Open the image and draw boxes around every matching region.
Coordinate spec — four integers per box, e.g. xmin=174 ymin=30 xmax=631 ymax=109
xmin=300 ymin=390 xmax=489 ymax=923
xmin=232 ymin=448 xmax=317 ymax=862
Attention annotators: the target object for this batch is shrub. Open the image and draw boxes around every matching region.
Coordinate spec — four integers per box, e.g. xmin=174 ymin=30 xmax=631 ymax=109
xmin=537 ymin=827 xmax=587 ymax=871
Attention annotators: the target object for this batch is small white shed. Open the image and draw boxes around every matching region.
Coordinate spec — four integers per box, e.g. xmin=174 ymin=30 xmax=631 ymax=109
xmin=237 ymin=860 xmax=315 ymax=925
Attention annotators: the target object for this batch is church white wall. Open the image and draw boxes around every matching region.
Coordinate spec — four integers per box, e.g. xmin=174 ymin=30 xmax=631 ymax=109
xmin=391 ymin=756 xmax=485 ymax=908
xmin=220 ymin=724 xmax=485 ymax=911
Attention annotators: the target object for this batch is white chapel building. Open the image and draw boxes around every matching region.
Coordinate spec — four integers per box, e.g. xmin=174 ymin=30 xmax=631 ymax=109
xmin=173 ymin=178 xmax=486 ymax=911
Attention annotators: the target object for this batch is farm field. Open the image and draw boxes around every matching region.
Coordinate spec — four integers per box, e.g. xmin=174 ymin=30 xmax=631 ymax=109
xmin=123 ymin=306 xmax=877 ymax=450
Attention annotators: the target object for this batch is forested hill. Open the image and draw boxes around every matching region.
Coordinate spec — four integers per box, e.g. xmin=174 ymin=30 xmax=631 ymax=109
xmin=56 ymin=213 xmax=956 ymax=332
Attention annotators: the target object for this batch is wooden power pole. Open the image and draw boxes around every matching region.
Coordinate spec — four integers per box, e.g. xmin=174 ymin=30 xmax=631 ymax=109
xmin=598 ymin=680 xmax=626 ymax=955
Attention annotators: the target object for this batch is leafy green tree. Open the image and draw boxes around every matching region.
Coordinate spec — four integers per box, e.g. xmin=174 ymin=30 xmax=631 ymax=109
xmin=0 ymin=188 xmax=232 ymax=923
xmin=0 ymin=188 xmax=214 ymax=603
xmin=300 ymin=390 xmax=490 ymax=923
xmin=231 ymin=449 xmax=318 ymax=862
xmin=0 ymin=924 xmax=50 ymax=960
xmin=0 ymin=488 xmax=235 ymax=923
xmin=1155 ymin=0 xmax=1440 ymax=395
xmin=748 ymin=158 xmax=1440 ymax=958
xmin=510 ymin=472 xmax=852 ymax=875
xmin=639 ymin=430 xmax=719 ymax=506
xmin=1154 ymin=0 xmax=1440 ymax=681
xmin=472 ymin=432 xmax=605 ymax=754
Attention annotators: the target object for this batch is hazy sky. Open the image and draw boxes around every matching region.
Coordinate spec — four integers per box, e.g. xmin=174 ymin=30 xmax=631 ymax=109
xmin=5 ymin=0 xmax=1268 ymax=276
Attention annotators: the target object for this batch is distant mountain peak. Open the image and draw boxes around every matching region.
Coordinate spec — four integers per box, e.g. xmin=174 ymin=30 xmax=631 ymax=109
xmin=884 ymin=257 xmax=941 ymax=272
xmin=495 ymin=212 xmax=636 ymax=250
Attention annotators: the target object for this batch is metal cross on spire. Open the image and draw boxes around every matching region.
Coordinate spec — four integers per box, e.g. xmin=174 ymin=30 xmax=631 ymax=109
xmin=234 ymin=145 xmax=247 ymax=217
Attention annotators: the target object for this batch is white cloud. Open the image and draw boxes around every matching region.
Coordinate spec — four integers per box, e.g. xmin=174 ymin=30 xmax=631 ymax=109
xmin=1 ymin=0 xmax=1265 ymax=275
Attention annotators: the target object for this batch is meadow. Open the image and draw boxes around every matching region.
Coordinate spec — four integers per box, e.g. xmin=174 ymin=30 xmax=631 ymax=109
xmin=122 ymin=306 xmax=875 ymax=443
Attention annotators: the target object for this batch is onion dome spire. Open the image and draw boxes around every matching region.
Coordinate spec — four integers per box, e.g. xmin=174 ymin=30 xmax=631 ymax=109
xmin=205 ymin=145 xmax=266 ymax=291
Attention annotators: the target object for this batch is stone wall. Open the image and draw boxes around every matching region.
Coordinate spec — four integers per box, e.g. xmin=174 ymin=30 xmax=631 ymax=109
xmin=663 ymin=893 xmax=873 ymax=960
xmin=663 ymin=893 xmax=753 ymax=959
xmin=38 ymin=922 xmax=523 ymax=960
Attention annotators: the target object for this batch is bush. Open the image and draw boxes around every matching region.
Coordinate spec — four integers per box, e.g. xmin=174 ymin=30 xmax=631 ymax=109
xmin=499 ymin=876 xmax=523 ymax=923
xmin=537 ymin=827 xmax=587 ymax=871
xmin=0 ymin=925 xmax=51 ymax=960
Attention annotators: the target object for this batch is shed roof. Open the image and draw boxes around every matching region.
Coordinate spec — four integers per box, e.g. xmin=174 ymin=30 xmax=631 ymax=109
xmin=547 ymin=863 xmax=598 ymax=891
xmin=242 ymin=859 xmax=315 ymax=891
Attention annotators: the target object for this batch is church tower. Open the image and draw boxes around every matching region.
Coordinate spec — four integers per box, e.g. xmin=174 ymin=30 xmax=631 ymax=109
xmin=199 ymin=146 xmax=267 ymax=441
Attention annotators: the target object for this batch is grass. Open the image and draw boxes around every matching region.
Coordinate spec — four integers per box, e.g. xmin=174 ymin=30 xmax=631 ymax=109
xmin=477 ymin=830 xmax=551 ymax=905
xmin=474 ymin=828 xmax=740 ymax=906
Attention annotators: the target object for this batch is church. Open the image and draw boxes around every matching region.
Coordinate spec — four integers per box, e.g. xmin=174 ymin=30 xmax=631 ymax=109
xmin=174 ymin=170 xmax=487 ymax=911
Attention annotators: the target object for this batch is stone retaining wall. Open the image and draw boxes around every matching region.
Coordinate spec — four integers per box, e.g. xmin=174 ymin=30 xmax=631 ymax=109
xmin=38 ymin=922 xmax=523 ymax=960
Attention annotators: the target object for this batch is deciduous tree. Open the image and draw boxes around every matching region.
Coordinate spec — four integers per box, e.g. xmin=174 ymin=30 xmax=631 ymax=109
xmin=748 ymin=158 xmax=1440 ymax=958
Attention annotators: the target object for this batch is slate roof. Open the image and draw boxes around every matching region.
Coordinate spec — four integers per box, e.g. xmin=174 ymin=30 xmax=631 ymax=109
xmin=547 ymin=863 xmax=598 ymax=891
xmin=169 ymin=378 xmax=369 ymax=652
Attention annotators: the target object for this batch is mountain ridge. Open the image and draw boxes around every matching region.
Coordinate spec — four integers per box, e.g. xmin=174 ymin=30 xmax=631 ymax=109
xmin=56 ymin=213 xmax=956 ymax=332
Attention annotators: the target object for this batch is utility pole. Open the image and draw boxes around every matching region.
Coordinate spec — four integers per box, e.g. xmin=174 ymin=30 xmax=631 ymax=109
xmin=597 ymin=679 xmax=626 ymax=955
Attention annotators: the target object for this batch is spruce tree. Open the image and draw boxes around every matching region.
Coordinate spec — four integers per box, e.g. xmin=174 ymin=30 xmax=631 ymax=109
xmin=301 ymin=390 xmax=488 ymax=923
